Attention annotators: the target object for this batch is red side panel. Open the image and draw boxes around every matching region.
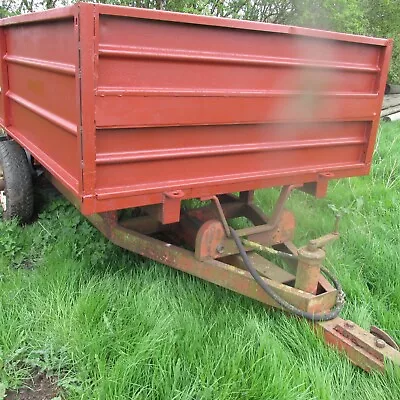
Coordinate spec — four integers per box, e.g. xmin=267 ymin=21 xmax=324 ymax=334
xmin=0 ymin=4 xmax=392 ymax=215
xmin=0 ymin=9 xmax=79 ymax=195
xmin=91 ymin=6 xmax=391 ymax=213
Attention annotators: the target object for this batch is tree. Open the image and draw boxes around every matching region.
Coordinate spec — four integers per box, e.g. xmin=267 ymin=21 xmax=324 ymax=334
xmin=362 ymin=0 xmax=400 ymax=82
xmin=1 ymin=0 xmax=399 ymax=81
xmin=290 ymin=0 xmax=367 ymax=34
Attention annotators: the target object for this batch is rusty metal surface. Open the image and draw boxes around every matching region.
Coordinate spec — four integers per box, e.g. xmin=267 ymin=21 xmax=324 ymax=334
xmin=183 ymin=189 xmax=296 ymax=252
xmin=187 ymin=201 xmax=244 ymax=223
xmin=319 ymin=318 xmax=400 ymax=371
xmin=87 ymin=212 xmax=337 ymax=315
xmin=0 ymin=3 xmax=392 ymax=215
xmin=119 ymin=214 xmax=167 ymax=235
xmin=233 ymin=185 xmax=296 ymax=237
xmin=222 ymin=252 xmax=295 ymax=284
xmin=295 ymin=247 xmax=325 ymax=295
xmin=241 ymin=210 xmax=296 ymax=245
xmin=294 ymin=223 xmax=340 ymax=294
xmin=194 ymin=219 xmax=225 ymax=260
xmin=218 ymin=211 xmax=295 ymax=257
xmin=50 ymin=173 xmax=397 ymax=372
xmin=175 ymin=190 xmax=296 ymax=257
xmin=370 ymin=326 xmax=400 ymax=351
xmin=207 ymin=195 xmax=231 ymax=237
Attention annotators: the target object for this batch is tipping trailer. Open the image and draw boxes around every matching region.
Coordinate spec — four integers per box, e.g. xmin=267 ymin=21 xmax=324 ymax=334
xmin=0 ymin=2 xmax=398 ymax=372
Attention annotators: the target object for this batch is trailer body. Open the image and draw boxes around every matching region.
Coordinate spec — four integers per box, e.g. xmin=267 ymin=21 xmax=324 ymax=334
xmin=0 ymin=3 xmax=398 ymax=373
xmin=0 ymin=3 xmax=392 ymax=215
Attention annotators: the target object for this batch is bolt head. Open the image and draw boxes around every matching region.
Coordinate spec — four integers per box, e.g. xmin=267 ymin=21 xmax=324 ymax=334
xmin=375 ymin=338 xmax=386 ymax=349
xmin=344 ymin=321 xmax=355 ymax=329
xmin=216 ymin=244 xmax=224 ymax=254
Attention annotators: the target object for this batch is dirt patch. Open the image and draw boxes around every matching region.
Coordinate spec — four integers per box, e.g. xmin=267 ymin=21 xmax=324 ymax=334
xmin=6 ymin=373 xmax=60 ymax=400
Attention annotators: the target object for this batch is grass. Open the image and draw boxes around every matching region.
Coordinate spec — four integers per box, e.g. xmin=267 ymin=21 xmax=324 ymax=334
xmin=0 ymin=122 xmax=400 ymax=399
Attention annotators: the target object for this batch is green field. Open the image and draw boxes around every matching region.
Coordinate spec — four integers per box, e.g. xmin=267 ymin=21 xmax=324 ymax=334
xmin=0 ymin=122 xmax=400 ymax=399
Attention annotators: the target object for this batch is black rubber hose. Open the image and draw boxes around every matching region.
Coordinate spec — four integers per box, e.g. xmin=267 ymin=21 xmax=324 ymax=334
xmin=230 ymin=227 xmax=345 ymax=321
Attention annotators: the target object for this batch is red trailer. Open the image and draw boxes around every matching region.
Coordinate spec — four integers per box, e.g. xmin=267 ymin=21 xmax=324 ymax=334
xmin=0 ymin=2 xmax=398 ymax=371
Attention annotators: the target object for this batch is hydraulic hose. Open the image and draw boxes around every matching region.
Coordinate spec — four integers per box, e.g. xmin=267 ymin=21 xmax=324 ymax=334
xmin=230 ymin=227 xmax=345 ymax=321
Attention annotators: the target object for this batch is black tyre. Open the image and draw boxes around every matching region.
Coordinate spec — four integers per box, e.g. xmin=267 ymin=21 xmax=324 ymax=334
xmin=0 ymin=140 xmax=34 ymax=223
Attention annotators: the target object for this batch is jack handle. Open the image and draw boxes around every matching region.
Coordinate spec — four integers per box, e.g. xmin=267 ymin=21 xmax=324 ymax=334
xmin=307 ymin=214 xmax=341 ymax=251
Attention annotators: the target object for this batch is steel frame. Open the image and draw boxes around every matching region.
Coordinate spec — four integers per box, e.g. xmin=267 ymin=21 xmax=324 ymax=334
xmin=48 ymin=174 xmax=400 ymax=372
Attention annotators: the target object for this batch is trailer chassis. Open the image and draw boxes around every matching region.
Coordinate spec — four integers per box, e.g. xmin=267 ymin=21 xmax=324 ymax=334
xmin=49 ymin=175 xmax=400 ymax=372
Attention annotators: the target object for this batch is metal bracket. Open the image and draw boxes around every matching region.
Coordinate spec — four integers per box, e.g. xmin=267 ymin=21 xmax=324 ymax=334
xmin=319 ymin=318 xmax=400 ymax=372
xmin=200 ymin=195 xmax=231 ymax=236
xmin=299 ymin=172 xmax=334 ymax=198
xmin=146 ymin=190 xmax=185 ymax=224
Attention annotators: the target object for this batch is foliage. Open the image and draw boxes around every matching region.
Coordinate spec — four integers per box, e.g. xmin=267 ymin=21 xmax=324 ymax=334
xmin=289 ymin=0 xmax=367 ymax=34
xmin=292 ymin=0 xmax=400 ymax=82
xmin=1 ymin=0 xmax=399 ymax=80
xmin=362 ymin=0 xmax=400 ymax=83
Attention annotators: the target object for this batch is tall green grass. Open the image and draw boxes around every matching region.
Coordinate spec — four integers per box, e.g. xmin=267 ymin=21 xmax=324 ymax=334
xmin=0 ymin=122 xmax=400 ymax=399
